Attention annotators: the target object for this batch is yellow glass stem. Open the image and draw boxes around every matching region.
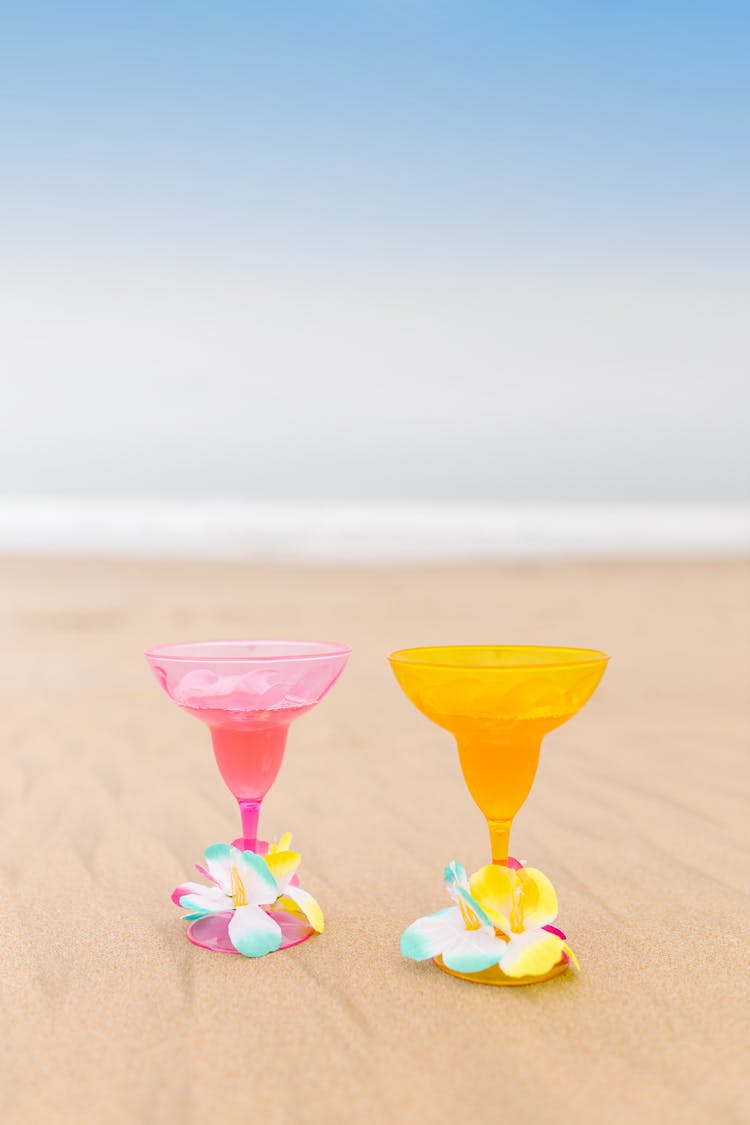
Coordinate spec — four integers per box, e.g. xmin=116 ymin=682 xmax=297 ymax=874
xmin=487 ymin=816 xmax=513 ymax=866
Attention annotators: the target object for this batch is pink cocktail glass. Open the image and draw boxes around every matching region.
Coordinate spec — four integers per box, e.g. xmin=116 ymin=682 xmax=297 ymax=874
xmin=145 ymin=640 xmax=350 ymax=952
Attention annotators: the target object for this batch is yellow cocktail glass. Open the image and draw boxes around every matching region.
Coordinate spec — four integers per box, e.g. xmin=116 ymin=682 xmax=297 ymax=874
xmin=389 ymin=645 xmax=608 ymax=866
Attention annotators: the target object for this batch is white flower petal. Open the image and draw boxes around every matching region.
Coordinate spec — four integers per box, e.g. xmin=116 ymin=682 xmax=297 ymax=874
xmin=234 ymin=850 xmax=278 ymax=906
xmin=441 ymin=929 xmax=506 ymax=974
xmin=175 ymin=881 xmax=227 ymax=905
xmin=228 ymin=905 xmax=283 ymax=957
xmin=179 ymin=887 xmax=231 ymax=919
xmin=401 ymin=907 xmax=463 ymax=961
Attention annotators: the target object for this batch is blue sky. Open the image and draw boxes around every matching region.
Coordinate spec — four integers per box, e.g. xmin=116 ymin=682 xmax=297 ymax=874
xmin=1 ymin=2 xmax=748 ymax=500
xmin=3 ymin=1 xmax=748 ymax=263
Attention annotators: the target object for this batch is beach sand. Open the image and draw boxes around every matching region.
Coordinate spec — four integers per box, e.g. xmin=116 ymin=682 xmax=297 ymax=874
xmin=0 ymin=557 xmax=747 ymax=1124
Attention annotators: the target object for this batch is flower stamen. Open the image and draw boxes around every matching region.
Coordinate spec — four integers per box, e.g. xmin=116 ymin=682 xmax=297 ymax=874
xmin=459 ymin=897 xmax=481 ymax=931
xmin=230 ymin=866 xmax=247 ymax=908
xmin=509 ymin=885 xmax=524 ymax=932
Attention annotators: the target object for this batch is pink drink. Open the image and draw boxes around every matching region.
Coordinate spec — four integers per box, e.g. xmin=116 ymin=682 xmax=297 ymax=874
xmin=181 ymin=704 xmax=314 ymax=800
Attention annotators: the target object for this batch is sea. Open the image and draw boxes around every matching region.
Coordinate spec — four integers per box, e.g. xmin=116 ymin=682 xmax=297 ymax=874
xmin=0 ymin=499 xmax=748 ymax=561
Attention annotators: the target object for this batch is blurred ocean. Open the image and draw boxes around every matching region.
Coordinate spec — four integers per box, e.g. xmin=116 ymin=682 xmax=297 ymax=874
xmin=0 ymin=499 xmax=748 ymax=560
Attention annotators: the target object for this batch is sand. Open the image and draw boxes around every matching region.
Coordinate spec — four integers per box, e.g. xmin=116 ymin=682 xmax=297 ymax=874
xmin=0 ymin=557 xmax=747 ymax=1125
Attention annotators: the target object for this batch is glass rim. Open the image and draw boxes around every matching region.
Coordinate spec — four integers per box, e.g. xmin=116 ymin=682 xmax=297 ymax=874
xmin=387 ymin=644 xmax=610 ymax=672
xmin=144 ymin=639 xmax=352 ymax=663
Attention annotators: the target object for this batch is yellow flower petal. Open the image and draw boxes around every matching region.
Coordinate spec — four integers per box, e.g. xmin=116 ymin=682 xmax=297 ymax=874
xmin=265 ymin=848 xmax=301 ymax=892
xmin=562 ymin=943 xmax=580 ymax=971
xmin=516 ymin=867 xmax=558 ymax=930
xmin=270 ymin=832 xmax=293 ymax=854
xmin=278 ymin=887 xmax=325 ymax=933
xmin=501 ymin=931 xmax=566 ymax=978
xmin=469 ymin=864 xmax=516 ymax=934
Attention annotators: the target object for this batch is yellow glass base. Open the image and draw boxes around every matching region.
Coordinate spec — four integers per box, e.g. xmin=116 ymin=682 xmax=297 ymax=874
xmin=434 ymin=954 xmax=570 ymax=986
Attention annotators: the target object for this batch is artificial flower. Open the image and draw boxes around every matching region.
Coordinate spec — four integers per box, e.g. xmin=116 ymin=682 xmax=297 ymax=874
xmin=400 ymin=861 xmax=509 ymax=974
xmin=173 ymin=835 xmax=324 ymax=957
xmin=401 ymin=858 xmax=578 ymax=979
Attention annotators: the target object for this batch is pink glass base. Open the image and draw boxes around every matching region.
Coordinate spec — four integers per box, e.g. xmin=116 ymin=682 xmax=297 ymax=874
xmin=187 ymin=909 xmax=314 ymax=954
xmin=232 ymin=837 xmax=269 ymax=853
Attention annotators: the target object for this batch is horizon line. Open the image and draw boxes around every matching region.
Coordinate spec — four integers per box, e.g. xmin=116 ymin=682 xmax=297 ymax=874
xmin=1 ymin=497 xmax=748 ymax=561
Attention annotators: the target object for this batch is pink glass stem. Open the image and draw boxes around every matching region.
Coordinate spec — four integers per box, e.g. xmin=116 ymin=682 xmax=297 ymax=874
xmin=238 ymin=797 xmax=262 ymax=847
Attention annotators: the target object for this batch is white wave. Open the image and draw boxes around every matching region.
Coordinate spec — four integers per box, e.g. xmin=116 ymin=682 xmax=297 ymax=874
xmin=0 ymin=498 xmax=748 ymax=560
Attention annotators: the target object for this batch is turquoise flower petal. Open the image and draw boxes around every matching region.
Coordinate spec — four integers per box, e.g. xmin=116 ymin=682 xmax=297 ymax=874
xmin=444 ymin=861 xmax=468 ymax=890
xmin=443 ymin=861 xmax=494 ymax=928
xmin=228 ymin=904 xmax=283 ymax=957
xmin=204 ymin=843 xmax=234 ymax=892
xmin=400 ymin=907 xmax=457 ymax=961
xmin=455 ymin=885 xmax=494 ymax=929
xmin=179 ymin=890 xmax=228 ymax=919
xmin=441 ymin=931 xmax=505 ymax=973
